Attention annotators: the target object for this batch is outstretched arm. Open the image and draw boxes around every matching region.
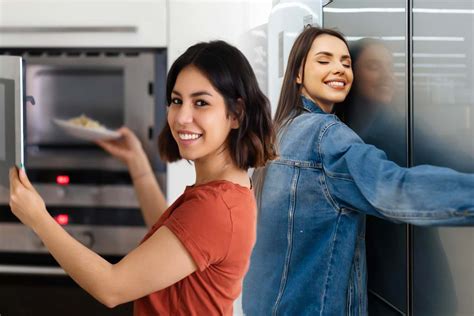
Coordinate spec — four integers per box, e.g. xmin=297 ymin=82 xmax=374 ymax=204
xmin=97 ymin=127 xmax=167 ymax=227
xmin=9 ymin=168 xmax=196 ymax=307
xmin=321 ymin=122 xmax=474 ymax=225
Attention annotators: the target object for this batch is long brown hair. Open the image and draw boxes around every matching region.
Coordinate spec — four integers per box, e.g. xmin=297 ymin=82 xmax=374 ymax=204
xmin=273 ymin=26 xmax=349 ymax=132
xmin=253 ymin=27 xmax=349 ymax=205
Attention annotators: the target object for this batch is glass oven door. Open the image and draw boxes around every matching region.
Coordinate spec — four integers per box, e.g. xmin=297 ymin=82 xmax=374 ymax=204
xmin=0 ymin=56 xmax=24 ymax=189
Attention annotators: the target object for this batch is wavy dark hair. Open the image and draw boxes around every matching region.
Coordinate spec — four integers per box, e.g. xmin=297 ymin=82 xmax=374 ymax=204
xmin=158 ymin=40 xmax=276 ymax=169
xmin=273 ymin=26 xmax=349 ymax=131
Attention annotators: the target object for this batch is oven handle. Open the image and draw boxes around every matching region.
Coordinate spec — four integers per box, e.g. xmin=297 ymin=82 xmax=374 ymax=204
xmin=0 ymin=264 xmax=66 ymax=276
xmin=0 ymin=26 xmax=137 ymax=33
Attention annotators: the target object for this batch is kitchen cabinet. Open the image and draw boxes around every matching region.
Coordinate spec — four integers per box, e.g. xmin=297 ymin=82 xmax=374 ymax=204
xmin=0 ymin=274 xmax=133 ymax=316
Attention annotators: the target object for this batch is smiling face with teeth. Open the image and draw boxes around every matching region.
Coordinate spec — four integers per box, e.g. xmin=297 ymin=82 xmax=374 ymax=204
xmin=167 ymin=65 xmax=239 ymax=165
xmin=296 ymin=34 xmax=353 ymax=113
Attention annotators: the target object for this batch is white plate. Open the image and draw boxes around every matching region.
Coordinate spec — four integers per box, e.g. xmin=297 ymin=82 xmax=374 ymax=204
xmin=53 ymin=118 xmax=121 ymax=142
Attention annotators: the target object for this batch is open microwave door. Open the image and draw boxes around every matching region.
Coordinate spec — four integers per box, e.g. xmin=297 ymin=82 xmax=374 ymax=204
xmin=0 ymin=56 xmax=24 ymax=189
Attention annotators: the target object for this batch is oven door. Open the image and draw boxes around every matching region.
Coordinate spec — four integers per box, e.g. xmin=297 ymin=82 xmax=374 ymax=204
xmin=0 ymin=56 xmax=24 ymax=189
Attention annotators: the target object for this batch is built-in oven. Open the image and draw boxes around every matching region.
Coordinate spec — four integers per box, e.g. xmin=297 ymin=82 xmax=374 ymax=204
xmin=0 ymin=48 xmax=167 ymax=274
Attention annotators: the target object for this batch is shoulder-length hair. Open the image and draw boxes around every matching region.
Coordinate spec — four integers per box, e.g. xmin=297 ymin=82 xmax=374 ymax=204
xmin=158 ymin=40 xmax=276 ymax=169
xmin=273 ymin=26 xmax=349 ymax=131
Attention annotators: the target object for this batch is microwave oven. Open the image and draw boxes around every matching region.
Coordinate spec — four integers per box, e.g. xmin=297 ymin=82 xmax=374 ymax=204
xmin=0 ymin=48 xmax=167 ymax=272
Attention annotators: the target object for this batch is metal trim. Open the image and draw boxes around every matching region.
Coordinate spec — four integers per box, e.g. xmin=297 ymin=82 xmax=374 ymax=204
xmin=0 ymin=264 xmax=66 ymax=276
xmin=369 ymin=289 xmax=407 ymax=316
xmin=0 ymin=26 xmax=137 ymax=33
xmin=406 ymin=0 xmax=414 ymax=315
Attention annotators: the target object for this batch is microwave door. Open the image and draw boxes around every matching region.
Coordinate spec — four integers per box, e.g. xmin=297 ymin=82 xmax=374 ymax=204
xmin=0 ymin=56 xmax=24 ymax=189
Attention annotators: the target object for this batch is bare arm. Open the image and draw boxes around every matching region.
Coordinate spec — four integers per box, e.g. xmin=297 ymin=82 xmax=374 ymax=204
xmin=97 ymin=127 xmax=167 ymax=227
xmin=126 ymin=150 xmax=167 ymax=227
xmin=9 ymin=168 xmax=196 ymax=308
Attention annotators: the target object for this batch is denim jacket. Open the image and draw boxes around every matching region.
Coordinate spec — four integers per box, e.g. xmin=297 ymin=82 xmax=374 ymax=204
xmin=242 ymin=96 xmax=474 ymax=316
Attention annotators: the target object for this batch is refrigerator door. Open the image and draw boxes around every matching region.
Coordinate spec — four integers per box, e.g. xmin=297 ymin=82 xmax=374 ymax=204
xmin=0 ymin=56 xmax=24 ymax=189
xmin=412 ymin=1 xmax=474 ymax=315
xmin=323 ymin=1 xmax=409 ymax=314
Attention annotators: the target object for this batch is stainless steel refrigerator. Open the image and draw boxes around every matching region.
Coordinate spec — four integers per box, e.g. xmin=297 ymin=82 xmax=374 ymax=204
xmin=324 ymin=0 xmax=474 ymax=315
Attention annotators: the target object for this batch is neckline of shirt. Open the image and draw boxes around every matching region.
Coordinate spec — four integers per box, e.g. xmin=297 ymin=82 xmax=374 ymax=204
xmin=186 ymin=179 xmax=252 ymax=192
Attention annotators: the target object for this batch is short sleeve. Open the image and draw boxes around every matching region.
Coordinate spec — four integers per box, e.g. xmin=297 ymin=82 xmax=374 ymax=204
xmin=163 ymin=189 xmax=233 ymax=271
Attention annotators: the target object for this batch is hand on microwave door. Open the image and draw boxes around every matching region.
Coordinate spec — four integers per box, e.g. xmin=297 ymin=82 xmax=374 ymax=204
xmin=9 ymin=167 xmax=49 ymax=229
xmin=8 ymin=167 xmax=197 ymax=308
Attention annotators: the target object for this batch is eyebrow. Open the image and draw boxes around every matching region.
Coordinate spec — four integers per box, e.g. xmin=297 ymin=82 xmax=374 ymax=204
xmin=315 ymin=51 xmax=351 ymax=60
xmin=171 ymin=90 xmax=213 ymax=97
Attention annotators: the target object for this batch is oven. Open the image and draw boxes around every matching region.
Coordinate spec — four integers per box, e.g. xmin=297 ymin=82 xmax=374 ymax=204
xmin=0 ymin=48 xmax=167 ymax=273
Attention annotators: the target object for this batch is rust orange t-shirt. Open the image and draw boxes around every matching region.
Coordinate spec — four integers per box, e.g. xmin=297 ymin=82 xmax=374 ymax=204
xmin=133 ymin=180 xmax=256 ymax=316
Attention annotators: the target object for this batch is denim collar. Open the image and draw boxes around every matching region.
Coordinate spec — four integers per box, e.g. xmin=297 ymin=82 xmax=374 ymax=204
xmin=301 ymin=95 xmax=326 ymax=114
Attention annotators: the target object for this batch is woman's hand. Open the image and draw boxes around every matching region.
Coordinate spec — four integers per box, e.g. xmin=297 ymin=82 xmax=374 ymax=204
xmin=9 ymin=167 xmax=49 ymax=230
xmin=96 ymin=127 xmax=145 ymax=166
xmin=96 ymin=127 xmax=152 ymax=179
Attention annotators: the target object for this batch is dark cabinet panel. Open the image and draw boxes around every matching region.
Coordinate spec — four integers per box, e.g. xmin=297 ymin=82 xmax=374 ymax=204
xmin=0 ymin=274 xmax=133 ymax=316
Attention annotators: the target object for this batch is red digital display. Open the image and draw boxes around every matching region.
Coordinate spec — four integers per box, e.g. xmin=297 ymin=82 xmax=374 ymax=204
xmin=56 ymin=175 xmax=70 ymax=185
xmin=54 ymin=214 xmax=69 ymax=226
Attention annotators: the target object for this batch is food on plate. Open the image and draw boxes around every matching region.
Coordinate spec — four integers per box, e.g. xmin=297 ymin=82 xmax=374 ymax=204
xmin=53 ymin=115 xmax=121 ymax=141
xmin=68 ymin=114 xmax=105 ymax=129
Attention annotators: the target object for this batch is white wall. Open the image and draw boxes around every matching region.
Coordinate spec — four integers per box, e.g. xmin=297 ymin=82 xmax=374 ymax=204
xmin=266 ymin=0 xmax=322 ymax=113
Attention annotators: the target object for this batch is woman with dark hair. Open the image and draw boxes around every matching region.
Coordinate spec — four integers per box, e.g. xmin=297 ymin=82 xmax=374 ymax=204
xmin=242 ymin=26 xmax=474 ymax=315
xmin=9 ymin=40 xmax=276 ymax=315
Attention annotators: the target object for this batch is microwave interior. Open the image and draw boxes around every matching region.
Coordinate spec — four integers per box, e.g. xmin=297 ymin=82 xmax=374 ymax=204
xmin=5 ymin=48 xmax=166 ymax=177
xmin=27 ymin=65 xmax=125 ymax=146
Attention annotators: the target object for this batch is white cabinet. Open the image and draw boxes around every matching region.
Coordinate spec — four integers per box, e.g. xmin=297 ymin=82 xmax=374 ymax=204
xmin=0 ymin=0 xmax=167 ymax=47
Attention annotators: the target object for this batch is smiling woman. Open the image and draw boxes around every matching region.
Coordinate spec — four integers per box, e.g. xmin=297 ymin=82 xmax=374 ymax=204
xmin=166 ymin=65 xmax=239 ymax=164
xmin=296 ymin=34 xmax=353 ymax=113
xmin=9 ymin=40 xmax=276 ymax=316
xmin=242 ymin=26 xmax=474 ymax=316
xmin=159 ymin=41 xmax=275 ymax=171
